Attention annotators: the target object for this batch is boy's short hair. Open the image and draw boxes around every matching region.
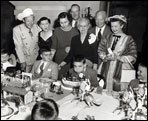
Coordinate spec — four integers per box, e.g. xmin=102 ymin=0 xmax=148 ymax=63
xmin=73 ymin=54 xmax=86 ymax=64
xmin=5 ymin=67 xmax=17 ymax=77
xmin=139 ymin=61 xmax=147 ymax=68
xmin=31 ymin=99 xmax=59 ymax=120
xmin=40 ymin=48 xmax=51 ymax=55
xmin=1 ymin=48 xmax=9 ymax=55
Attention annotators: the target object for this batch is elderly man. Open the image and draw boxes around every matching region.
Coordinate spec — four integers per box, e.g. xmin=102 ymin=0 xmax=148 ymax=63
xmin=13 ymin=8 xmax=40 ymax=72
xmin=70 ymin=4 xmax=81 ymax=28
xmin=89 ymin=10 xmax=112 ymax=67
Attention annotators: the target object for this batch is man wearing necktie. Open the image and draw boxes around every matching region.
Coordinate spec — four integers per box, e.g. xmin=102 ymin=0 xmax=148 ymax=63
xmin=13 ymin=8 xmax=40 ymax=72
xmin=89 ymin=10 xmax=112 ymax=68
xmin=70 ymin=4 xmax=81 ymax=28
xmin=31 ymin=48 xmax=58 ymax=81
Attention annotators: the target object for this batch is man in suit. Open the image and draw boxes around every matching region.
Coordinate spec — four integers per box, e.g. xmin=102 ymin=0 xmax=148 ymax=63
xmin=89 ymin=10 xmax=112 ymax=67
xmin=13 ymin=8 xmax=40 ymax=72
xmin=31 ymin=49 xmax=58 ymax=81
xmin=70 ymin=4 xmax=81 ymax=28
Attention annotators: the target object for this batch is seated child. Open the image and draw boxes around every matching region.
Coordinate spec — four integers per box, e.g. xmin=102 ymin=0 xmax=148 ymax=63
xmin=1 ymin=49 xmax=17 ymax=72
xmin=31 ymin=99 xmax=59 ymax=120
xmin=31 ymin=48 xmax=58 ymax=81
xmin=128 ymin=61 xmax=147 ymax=89
xmin=68 ymin=54 xmax=99 ymax=87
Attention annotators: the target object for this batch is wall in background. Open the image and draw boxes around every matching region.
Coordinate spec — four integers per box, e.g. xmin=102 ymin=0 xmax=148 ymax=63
xmin=10 ymin=1 xmax=101 ymax=28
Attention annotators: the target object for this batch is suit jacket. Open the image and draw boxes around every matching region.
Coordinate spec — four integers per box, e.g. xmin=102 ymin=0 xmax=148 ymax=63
xmin=31 ymin=60 xmax=58 ymax=80
xmin=13 ymin=23 xmax=40 ymax=65
xmin=89 ymin=25 xmax=112 ymax=41
xmin=89 ymin=25 xmax=112 ymax=66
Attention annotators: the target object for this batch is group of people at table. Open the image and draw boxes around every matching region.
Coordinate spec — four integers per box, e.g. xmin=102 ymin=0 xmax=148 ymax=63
xmin=1 ymin=4 xmax=147 ymax=120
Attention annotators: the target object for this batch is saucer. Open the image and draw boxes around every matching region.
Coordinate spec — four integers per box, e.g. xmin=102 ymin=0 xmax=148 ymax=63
xmin=1 ymin=107 xmax=14 ymax=117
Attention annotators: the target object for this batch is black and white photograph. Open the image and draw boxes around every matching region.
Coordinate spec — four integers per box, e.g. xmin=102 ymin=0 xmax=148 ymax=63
xmin=1 ymin=1 xmax=147 ymax=120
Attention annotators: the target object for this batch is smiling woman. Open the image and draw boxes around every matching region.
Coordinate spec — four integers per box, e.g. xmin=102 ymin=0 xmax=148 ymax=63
xmin=37 ymin=17 xmax=53 ymax=60
xmin=51 ymin=12 xmax=79 ymax=79
xmin=98 ymin=15 xmax=137 ymax=93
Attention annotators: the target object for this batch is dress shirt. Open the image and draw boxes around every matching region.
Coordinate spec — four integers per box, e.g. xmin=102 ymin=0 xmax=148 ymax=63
xmin=95 ymin=25 xmax=106 ymax=37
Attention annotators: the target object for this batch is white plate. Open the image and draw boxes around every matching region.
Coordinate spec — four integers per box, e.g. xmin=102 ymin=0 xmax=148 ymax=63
xmin=1 ymin=107 xmax=14 ymax=117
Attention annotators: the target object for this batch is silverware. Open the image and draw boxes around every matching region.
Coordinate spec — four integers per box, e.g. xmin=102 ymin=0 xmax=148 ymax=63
xmin=6 ymin=110 xmax=19 ymax=120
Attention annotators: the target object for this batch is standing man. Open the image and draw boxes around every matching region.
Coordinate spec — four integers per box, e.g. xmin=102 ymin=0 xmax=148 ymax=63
xmin=89 ymin=10 xmax=112 ymax=67
xmin=13 ymin=8 xmax=40 ymax=72
xmin=70 ymin=4 xmax=81 ymax=28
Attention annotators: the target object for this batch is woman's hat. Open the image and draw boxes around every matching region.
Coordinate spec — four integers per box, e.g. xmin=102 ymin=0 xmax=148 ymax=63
xmin=108 ymin=15 xmax=127 ymax=23
xmin=17 ymin=8 xmax=34 ymax=21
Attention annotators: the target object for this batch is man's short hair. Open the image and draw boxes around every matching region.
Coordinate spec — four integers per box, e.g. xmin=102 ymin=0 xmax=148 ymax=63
xmin=31 ymin=99 xmax=59 ymax=120
xmin=1 ymin=48 xmax=9 ymax=55
xmin=70 ymin=4 xmax=80 ymax=11
xmin=73 ymin=54 xmax=86 ymax=64
xmin=95 ymin=10 xmax=107 ymax=19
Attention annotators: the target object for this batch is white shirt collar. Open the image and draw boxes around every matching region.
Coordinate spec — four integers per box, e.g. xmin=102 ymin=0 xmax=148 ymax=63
xmin=72 ymin=20 xmax=77 ymax=27
xmin=96 ymin=24 xmax=106 ymax=36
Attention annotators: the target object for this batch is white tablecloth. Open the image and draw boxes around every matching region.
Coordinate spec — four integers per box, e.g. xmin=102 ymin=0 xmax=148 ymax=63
xmin=57 ymin=92 xmax=124 ymax=120
xmin=1 ymin=91 xmax=124 ymax=120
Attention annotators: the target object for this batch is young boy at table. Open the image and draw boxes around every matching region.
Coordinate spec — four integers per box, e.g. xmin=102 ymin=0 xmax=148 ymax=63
xmin=128 ymin=61 xmax=147 ymax=89
xmin=31 ymin=99 xmax=59 ymax=120
xmin=1 ymin=49 xmax=17 ymax=72
xmin=68 ymin=54 xmax=99 ymax=87
xmin=31 ymin=48 xmax=58 ymax=81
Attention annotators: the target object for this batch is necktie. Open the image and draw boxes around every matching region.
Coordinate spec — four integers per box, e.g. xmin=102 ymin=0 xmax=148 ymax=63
xmin=29 ymin=29 xmax=33 ymax=37
xmin=35 ymin=62 xmax=44 ymax=78
xmin=40 ymin=62 xmax=44 ymax=72
xmin=97 ymin=29 xmax=102 ymax=42
xmin=111 ymin=35 xmax=121 ymax=51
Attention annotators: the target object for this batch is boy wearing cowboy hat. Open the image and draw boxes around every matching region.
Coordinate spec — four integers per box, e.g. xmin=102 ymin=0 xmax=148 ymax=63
xmin=13 ymin=8 xmax=41 ymax=72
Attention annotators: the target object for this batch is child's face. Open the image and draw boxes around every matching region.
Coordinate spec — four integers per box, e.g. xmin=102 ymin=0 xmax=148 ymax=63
xmin=73 ymin=61 xmax=86 ymax=74
xmin=137 ymin=65 xmax=147 ymax=81
xmin=1 ymin=53 xmax=9 ymax=63
xmin=41 ymin=51 xmax=52 ymax=61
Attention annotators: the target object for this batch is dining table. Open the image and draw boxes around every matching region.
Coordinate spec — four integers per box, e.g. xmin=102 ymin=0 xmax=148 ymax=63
xmin=1 ymin=85 xmax=125 ymax=120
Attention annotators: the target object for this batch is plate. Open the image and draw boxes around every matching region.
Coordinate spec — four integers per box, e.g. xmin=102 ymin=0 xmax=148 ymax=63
xmin=1 ymin=107 xmax=14 ymax=117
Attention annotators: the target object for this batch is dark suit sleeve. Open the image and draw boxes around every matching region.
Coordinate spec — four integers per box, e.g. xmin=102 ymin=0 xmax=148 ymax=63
xmin=93 ymin=40 xmax=99 ymax=64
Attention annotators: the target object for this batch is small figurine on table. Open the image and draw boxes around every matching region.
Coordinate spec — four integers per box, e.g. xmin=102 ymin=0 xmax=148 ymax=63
xmin=50 ymin=81 xmax=63 ymax=95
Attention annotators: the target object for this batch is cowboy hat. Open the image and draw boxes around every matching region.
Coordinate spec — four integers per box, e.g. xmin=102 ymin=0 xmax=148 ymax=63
xmin=17 ymin=8 xmax=34 ymax=21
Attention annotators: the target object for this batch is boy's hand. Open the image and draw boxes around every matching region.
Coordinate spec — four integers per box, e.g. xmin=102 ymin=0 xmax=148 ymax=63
xmin=21 ymin=62 xmax=26 ymax=71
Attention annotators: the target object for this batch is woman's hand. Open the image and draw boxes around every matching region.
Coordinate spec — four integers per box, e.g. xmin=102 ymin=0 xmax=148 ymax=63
xmin=105 ymin=53 xmax=120 ymax=61
xmin=58 ymin=61 xmax=66 ymax=70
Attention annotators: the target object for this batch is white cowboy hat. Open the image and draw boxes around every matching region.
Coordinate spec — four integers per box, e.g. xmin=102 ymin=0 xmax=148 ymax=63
xmin=17 ymin=8 xmax=34 ymax=21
